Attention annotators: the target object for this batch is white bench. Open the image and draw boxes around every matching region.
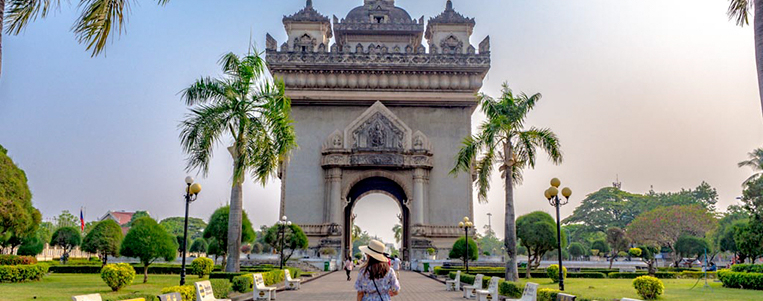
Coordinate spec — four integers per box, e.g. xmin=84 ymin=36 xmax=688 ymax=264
xmin=475 ymin=277 xmax=500 ymax=301
xmin=463 ymin=274 xmax=484 ymax=298
xmin=72 ymin=294 xmax=102 ymax=301
xmin=158 ymin=293 xmax=182 ymax=301
xmin=253 ymin=273 xmax=277 ymax=300
xmin=446 ymin=270 xmax=461 ymax=291
xmin=619 ymin=267 xmax=637 ymax=273
xmin=505 ymin=282 xmax=538 ymax=301
xmin=194 ymin=280 xmax=231 ymax=301
xmin=285 ymin=269 xmax=301 ymax=290
xmin=557 ymin=293 xmax=576 ymax=301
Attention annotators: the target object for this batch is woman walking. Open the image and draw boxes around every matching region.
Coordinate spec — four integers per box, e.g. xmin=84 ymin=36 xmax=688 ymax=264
xmin=355 ymin=240 xmax=400 ymax=301
xmin=345 ymin=256 xmax=354 ymax=281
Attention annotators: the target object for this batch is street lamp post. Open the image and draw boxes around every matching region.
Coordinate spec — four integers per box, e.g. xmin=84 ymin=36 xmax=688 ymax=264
xmin=278 ymin=216 xmax=292 ymax=270
xmin=544 ymin=178 xmax=572 ymax=291
xmin=458 ymin=217 xmax=474 ymax=274
xmin=180 ymin=176 xmax=202 ymax=286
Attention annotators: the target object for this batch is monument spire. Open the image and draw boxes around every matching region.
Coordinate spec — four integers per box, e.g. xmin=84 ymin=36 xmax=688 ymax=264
xmin=446 ymin=0 xmax=453 ymax=11
xmin=306 ymin=0 xmax=312 ymax=8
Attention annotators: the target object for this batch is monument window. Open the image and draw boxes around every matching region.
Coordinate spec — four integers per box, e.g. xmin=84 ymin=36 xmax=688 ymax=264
xmin=374 ymin=16 xmax=385 ymax=23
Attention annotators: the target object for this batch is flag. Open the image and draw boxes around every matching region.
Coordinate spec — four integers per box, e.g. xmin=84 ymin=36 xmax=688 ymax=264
xmin=80 ymin=208 xmax=85 ymax=231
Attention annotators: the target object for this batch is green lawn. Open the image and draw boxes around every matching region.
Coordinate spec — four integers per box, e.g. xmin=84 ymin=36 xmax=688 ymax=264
xmin=0 ymin=274 xmax=207 ymax=301
xmin=517 ymin=278 xmax=763 ymax=301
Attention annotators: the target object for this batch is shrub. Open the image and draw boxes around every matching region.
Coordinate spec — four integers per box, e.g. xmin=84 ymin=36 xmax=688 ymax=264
xmin=426 ymin=247 xmax=436 ymax=255
xmin=633 ymin=276 xmax=664 ymax=300
xmin=498 ymin=281 xmax=522 ymax=298
xmin=211 ymin=272 xmax=248 ymax=281
xmin=161 ymin=285 xmax=195 ymax=301
xmin=449 ymin=237 xmax=478 ymax=261
xmin=191 ymin=258 xmax=214 ymax=278
xmin=102 ymin=293 xmax=156 ymax=301
xmin=100 ymin=263 xmax=136 ymax=291
xmin=629 ymin=247 xmax=642 ymax=257
xmin=731 ymin=264 xmax=763 ymax=273
xmin=0 ymin=255 xmax=37 ymax=265
xmin=0 ymin=264 xmax=48 ymax=282
xmin=537 ymin=288 xmax=561 ymax=301
xmin=567 ymin=272 xmax=606 ymax=278
xmin=209 ymin=279 xmax=231 ymax=299
xmin=546 ymin=264 xmax=567 ymax=283
xmin=608 ymin=272 xmax=678 ymax=279
xmin=232 ymin=274 xmax=254 ymax=293
xmin=718 ymin=269 xmax=763 ymax=290
xmin=679 ymin=271 xmax=716 ymax=279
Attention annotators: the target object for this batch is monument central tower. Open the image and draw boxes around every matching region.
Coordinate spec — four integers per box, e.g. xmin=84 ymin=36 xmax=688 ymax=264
xmin=266 ymin=0 xmax=491 ymax=263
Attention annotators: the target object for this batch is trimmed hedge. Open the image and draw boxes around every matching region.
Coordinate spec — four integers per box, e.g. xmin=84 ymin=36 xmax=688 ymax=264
xmin=538 ymin=288 xmax=561 ymax=301
xmin=679 ymin=271 xmax=716 ymax=279
xmin=0 ymin=255 xmax=37 ymax=265
xmin=210 ymin=272 xmax=249 ymax=281
xmin=718 ymin=269 xmax=763 ymax=290
xmin=567 ymin=272 xmax=606 ymax=278
xmin=161 ymin=285 xmax=195 ymax=301
xmin=498 ymin=281 xmax=523 ymax=298
xmin=209 ymin=279 xmax=231 ymax=299
xmin=103 ymin=293 xmax=157 ymax=301
xmin=0 ymin=264 xmax=49 ymax=282
xmin=231 ymin=268 xmax=302 ymax=293
xmin=731 ymin=264 xmax=763 ymax=274
xmin=608 ymin=272 xmax=677 ymax=279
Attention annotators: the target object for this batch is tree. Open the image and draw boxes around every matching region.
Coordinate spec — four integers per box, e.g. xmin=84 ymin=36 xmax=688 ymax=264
xmin=392 ymin=224 xmax=402 ymax=244
xmin=649 ymin=182 xmax=719 ymax=212
xmin=175 ymin=235 xmax=190 ymax=252
xmin=16 ymin=230 xmax=44 ymax=256
xmin=711 ymin=205 xmax=749 ymax=260
xmin=568 ymin=242 xmax=586 ymax=260
xmin=564 ymin=187 xmax=648 ymax=233
xmin=606 ymin=227 xmax=629 ymax=269
xmin=351 ymin=225 xmax=362 ymax=242
xmin=674 ymin=235 xmax=710 ymax=267
xmin=53 ymin=210 xmax=80 ymax=229
xmin=734 ymin=220 xmax=763 ymax=262
xmin=206 ymin=238 xmax=223 ymax=264
xmin=591 ymin=239 xmax=610 ymax=255
xmin=0 ymin=145 xmax=41 ymax=241
xmin=202 ymin=206 xmax=256 ymax=269
xmin=119 ymin=217 xmax=176 ymax=283
xmin=634 ymin=245 xmax=660 ymax=275
xmin=478 ymin=231 xmax=504 ymax=256
xmin=739 ymin=147 xmax=763 ymax=184
xmin=81 ymin=220 xmax=123 ymax=266
xmin=726 ymin=2 xmax=763 ymax=117
xmin=451 ymin=83 xmax=563 ymax=281
xmin=263 ymin=223 xmax=308 ymax=263
xmin=516 ymin=211 xmax=566 ymax=278
xmin=160 ymin=217 xmax=207 ymax=241
xmin=190 ymin=238 xmax=208 ymax=256
xmin=449 ymin=237 xmax=478 ymax=261
xmin=50 ymin=227 xmax=81 ymax=264
xmin=741 ymin=176 xmax=763 ymax=220
xmin=180 ymin=50 xmax=296 ymax=272
xmin=126 ymin=211 xmax=150 ymax=227
xmin=1 ymin=0 xmax=173 ymax=77
xmin=626 ymin=205 xmax=717 ymax=267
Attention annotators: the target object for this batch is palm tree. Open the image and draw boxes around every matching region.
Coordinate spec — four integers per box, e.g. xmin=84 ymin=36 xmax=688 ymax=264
xmin=180 ymin=50 xmax=296 ymax=272
xmin=739 ymin=147 xmax=763 ymax=184
xmin=392 ymin=224 xmax=402 ymax=244
xmin=451 ymin=82 xmax=563 ymax=281
xmin=727 ymin=0 xmax=763 ymax=116
xmin=2 ymin=0 xmax=170 ymax=76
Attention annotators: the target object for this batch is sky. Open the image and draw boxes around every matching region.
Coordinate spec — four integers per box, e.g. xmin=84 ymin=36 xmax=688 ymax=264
xmin=1 ymin=0 xmax=762 ymax=246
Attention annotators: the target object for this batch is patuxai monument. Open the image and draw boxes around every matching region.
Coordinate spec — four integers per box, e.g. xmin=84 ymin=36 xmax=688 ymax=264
xmin=267 ymin=0 xmax=491 ymax=263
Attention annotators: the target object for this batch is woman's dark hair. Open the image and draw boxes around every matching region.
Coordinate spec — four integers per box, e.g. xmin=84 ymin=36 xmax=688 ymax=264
xmin=363 ymin=256 xmax=389 ymax=280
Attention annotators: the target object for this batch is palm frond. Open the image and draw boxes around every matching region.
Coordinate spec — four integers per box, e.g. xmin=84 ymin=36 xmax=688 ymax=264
xmin=727 ymin=0 xmax=752 ymax=26
xmin=181 ymin=77 xmax=231 ymax=106
xmin=514 ymin=127 xmax=563 ymax=169
xmin=179 ymin=102 xmax=234 ymax=176
xmin=5 ymin=0 xmax=61 ymax=35
xmin=475 ymin=145 xmax=496 ymax=203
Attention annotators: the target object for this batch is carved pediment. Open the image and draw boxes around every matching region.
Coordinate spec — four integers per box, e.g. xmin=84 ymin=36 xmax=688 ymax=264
xmin=412 ymin=130 xmax=432 ymax=152
xmin=440 ymin=35 xmax=463 ymax=54
xmin=322 ymin=129 xmax=345 ymax=150
xmin=344 ymin=101 xmax=412 ymax=151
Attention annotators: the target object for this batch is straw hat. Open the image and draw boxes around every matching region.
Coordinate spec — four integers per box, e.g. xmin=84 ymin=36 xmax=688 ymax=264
xmin=359 ymin=239 xmax=388 ymax=262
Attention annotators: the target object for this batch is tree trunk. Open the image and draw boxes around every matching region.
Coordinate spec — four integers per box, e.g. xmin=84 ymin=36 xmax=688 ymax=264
xmin=525 ymin=252 xmax=532 ymax=279
xmin=755 ymin=0 xmax=763 ymax=117
xmin=143 ymin=264 xmax=149 ymax=283
xmin=504 ymin=141 xmax=520 ymax=282
xmin=225 ymin=146 xmax=244 ymax=272
xmin=0 ymin=0 xmax=4 ymax=78
xmin=609 ymin=251 xmax=615 ymax=269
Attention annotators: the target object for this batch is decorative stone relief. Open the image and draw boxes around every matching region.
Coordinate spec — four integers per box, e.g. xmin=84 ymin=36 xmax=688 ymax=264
xmin=479 ymin=36 xmax=490 ymax=53
xmin=344 ymin=101 xmax=412 ymax=150
xmin=294 ymin=33 xmax=317 ymax=52
xmin=350 ymin=153 xmax=404 ymax=166
xmin=411 ymin=130 xmax=432 ymax=152
xmin=323 ymin=129 xmax=344 ymax=150
xmin=266 ymin=33 xmax=277 ymax=50
xmin=440 ymin=35 xmax=463 ymax=54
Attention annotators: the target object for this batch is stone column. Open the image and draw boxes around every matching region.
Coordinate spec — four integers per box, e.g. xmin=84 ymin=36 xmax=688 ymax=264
xmin=413 ymin=168 xmax=426 ymax=225
xmin=328 ymin=168 xmax=343 ymax=225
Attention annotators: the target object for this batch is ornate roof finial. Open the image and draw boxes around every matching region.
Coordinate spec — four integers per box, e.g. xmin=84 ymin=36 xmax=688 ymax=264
xmin=446 ymin=0 xmax=453 ymax=10
xmin=306 ymin=0 xmax=312 ymax=8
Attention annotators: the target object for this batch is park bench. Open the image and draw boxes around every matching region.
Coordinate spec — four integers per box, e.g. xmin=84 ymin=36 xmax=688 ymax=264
xmin=567 ymin=267 xmax=581 ymax=273
xmin=462 ymin=274 xmax=484 ymax=298
xmin=475 ymin=277 xmax=500 ymax=301
xmin=285 ymin=269 xmax=301 ymax=290
xmin=446 ymin=270 xmax=461 ymax=291
xmin=253 ymin=273 xmax=277 ymax=300
xmin=504 ymin=282 xmax=538 ymax=301
xmin=157 ymin=292 xmax=182 ymax=301
xmin=72 ymin=294 xmax=102 ymax=301
xmin=556 ymin=293 xmax=576 ymax=301
xmin=194 ymin=280 xmax=231 ymax=301
xmin=619 ymin=267 xmax=636 ymax=273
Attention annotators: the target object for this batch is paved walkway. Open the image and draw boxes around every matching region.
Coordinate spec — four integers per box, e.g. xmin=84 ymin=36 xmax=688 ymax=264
xmin=276 ymin=270 xmax=465 ymax=301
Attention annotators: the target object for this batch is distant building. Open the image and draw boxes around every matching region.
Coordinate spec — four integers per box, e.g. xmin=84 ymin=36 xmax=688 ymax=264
xmin=99 ymin=210 xmax=148 ymax=235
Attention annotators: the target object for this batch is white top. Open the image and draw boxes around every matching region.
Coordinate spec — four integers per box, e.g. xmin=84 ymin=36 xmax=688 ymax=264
xmin=392 ymin=258 xmax=401 ymax=270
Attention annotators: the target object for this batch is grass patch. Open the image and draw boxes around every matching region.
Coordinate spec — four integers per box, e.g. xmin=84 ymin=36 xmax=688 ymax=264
xmin=516 ymin=278 xmax=761 ymax=301
xmin=0 ymin=274 xmax=207 ymax=301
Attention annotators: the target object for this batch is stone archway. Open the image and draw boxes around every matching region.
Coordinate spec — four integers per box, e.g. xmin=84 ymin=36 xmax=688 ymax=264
xmin=343 ymin=176 xmax=410 ymax=262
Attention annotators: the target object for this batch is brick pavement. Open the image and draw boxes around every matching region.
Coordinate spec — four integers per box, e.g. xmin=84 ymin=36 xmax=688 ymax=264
xmin=275 ymin=270 xmax=465 ymax=301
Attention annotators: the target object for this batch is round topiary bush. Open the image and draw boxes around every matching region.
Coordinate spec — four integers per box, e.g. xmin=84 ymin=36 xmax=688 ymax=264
xmin=546 ymin=264 xmax=567 ymax=283
xmin=100 ymin=263 xmax=136 ymax=291
xmin=629 ymin=247 xmax=642 ymax=257
xmin=190 ymin=257 xmax=214 ymax=278
xmin=633 ymin=275 xmax=664 ymax=300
